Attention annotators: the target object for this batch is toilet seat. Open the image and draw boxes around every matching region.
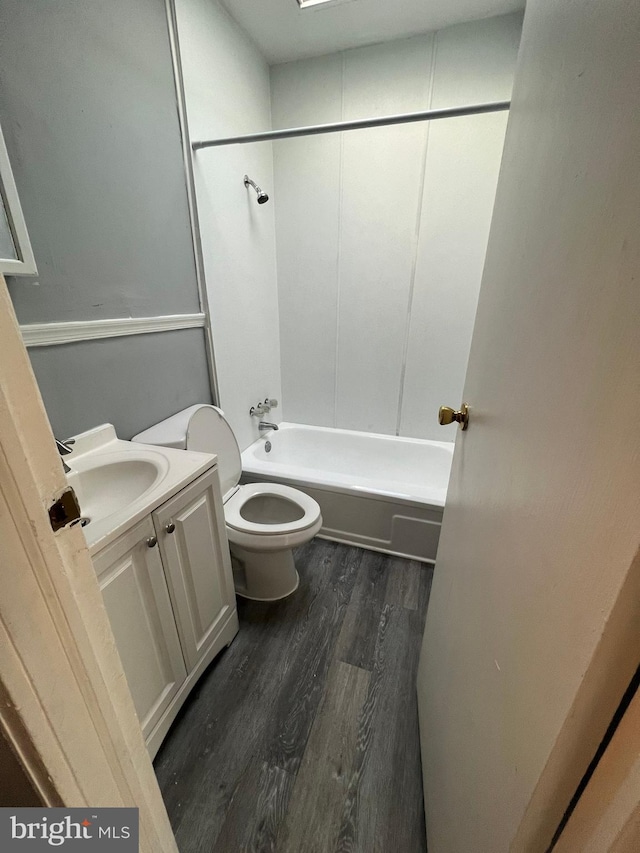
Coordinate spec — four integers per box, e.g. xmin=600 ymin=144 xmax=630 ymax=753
xmin=225 ymin=482 xmax=320 ymax=536
xmin=133 ymin=403 xmax=323 ymax=601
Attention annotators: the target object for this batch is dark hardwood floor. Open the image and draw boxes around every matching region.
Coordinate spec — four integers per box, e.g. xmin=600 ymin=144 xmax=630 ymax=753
xmin=154 ymin=539 xmax=432 ymax=853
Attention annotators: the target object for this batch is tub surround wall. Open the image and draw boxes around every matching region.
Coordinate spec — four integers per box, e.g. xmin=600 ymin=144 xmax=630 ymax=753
xmin=174 ymin=0 xmax=283 ymax=452
xmin=271 ymin=14 xmax=522 ymax=441
xmin=0 ymin=0 xmax=211 ymax=439
xmin=400 ymin=17 xmax=519 ymax=441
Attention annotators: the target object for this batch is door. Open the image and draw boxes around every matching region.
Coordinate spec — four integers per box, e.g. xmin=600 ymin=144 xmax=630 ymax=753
xmin=0 ymin=282 xmax=178 ymax=848
xmin=153 ymin=468 xmax=236 ymax=672
xmin=416 ymin=1 xmax=640 ymax=851
xmin=94 ymin=517 xmax=187 ymax=741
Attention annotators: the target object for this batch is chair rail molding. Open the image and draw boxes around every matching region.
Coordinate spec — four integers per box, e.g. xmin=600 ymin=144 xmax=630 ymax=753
xmin=20 ymin=312 xmax=206 ymax=347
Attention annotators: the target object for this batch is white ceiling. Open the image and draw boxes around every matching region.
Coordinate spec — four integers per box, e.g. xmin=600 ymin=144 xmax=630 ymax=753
xmin=219 ymin=0 xmax=525 ymax=65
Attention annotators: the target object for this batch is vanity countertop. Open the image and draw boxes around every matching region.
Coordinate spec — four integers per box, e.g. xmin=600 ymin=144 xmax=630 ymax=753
xmin=65 ymin=423 xmax=216 ymax=556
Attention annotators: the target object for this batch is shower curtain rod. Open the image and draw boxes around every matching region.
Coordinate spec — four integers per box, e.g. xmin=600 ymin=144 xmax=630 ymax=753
xmin=191 ymin=99 xmax=511 ymax=150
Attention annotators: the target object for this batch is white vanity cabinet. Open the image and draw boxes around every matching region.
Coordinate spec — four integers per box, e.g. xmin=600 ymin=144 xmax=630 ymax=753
xmin=152 ymin=469 xmax=237 ymax=672
xmin=94 ymin=516 xmax=187 ymax=738
xmin=93 ymin=465 xmax=238 ymax=757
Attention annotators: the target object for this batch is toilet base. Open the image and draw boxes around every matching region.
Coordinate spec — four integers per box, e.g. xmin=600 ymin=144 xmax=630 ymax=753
xmin=230 ymin=544 xmax=300 ymax=601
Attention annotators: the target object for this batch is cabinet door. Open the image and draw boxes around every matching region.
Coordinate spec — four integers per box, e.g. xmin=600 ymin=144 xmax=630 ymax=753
xmin=94 ymin=517 xmax=187 ymax=740
xmin=153 ymin=467 xmax=236 ymax=672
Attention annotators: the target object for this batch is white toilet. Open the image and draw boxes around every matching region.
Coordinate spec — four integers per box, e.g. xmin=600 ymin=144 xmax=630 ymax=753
xmin=133 ymin=405 xmax=322 ymax=601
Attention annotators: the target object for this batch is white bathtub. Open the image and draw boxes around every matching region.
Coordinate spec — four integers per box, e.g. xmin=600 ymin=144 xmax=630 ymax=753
xmin=241 ymin=423 xmax=454 ymax=563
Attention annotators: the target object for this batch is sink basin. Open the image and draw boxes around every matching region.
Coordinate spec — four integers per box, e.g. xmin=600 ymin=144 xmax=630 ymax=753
xmin=67 ymin=457 xmax=164 ymax=526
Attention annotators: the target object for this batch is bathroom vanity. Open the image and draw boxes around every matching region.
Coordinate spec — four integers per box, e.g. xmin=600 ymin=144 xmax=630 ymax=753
xmin=66 ymin=425 xmax=238 ymax=757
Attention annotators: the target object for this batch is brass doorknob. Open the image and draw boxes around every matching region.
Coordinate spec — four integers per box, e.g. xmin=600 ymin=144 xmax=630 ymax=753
xmin=438 ymin=403 xmax=469 ymax=430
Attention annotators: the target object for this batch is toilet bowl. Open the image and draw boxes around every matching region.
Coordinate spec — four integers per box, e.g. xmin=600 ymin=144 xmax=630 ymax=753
xmin=133 ymin=405 xmax=322 ymax=601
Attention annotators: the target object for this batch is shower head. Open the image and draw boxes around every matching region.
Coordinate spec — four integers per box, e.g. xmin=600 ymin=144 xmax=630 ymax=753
xmin=244 ymin=174 xmax=269 ymax=204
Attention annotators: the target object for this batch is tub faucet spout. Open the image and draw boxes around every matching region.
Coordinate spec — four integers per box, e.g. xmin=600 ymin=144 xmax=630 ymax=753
xmin=258 ymin=421 xmax=279 ymax=432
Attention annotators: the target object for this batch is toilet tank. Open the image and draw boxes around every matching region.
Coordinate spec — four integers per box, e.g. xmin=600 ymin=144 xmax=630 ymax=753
xmin=132 ymin=404 xmax=204 ymax=450
xmin=132 ymin=404 xmax=242 ymax=498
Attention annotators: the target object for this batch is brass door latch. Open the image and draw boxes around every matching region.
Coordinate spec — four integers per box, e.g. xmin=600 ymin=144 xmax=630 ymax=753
xmin=438 ymin=403 xmax=469 ymax=430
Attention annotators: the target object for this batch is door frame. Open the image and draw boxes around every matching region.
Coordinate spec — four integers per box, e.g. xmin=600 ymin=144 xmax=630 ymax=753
xmin=553 ymin=668 xmax=640 ymax=851
xmin=513 ymin=549 xmax=640 ymax=850
xmin=0 ymin=275 xmax=177 ymax=851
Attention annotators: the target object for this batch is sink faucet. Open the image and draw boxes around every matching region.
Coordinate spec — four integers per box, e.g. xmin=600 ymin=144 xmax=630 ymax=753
xmin=258 ymin=422 xmax=279 ymax=432
xmin=55 ymin=437 xmax=75 ymax=473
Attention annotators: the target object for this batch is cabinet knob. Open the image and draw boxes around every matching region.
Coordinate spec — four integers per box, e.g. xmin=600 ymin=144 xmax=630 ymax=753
xmin=146 ymin=536 xmax=158 ymax=548
xmin=165 ymin=521 xmax=176 ymax=534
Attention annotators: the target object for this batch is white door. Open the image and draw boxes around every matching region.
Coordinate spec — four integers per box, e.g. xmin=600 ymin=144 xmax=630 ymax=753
xmin=417 ymin=0 xmax=640 ymax=851
xmin=94 ymin=518 xmax=187 ymax=740
xmin=153 ymin=468 xmax=236 ymax=672
xmin=0 ymin=285 xmax=178 ymax=848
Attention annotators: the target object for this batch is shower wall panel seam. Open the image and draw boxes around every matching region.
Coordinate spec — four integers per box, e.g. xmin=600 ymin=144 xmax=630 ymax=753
xmin=395 ymin=32 xmax=438 ymax=437
xmin=333 ymin=50 xmax=346 ymax=430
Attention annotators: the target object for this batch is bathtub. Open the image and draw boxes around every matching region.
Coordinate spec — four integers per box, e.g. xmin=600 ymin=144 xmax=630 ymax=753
xmin=240 ymin=423 xmax=454 ymax=563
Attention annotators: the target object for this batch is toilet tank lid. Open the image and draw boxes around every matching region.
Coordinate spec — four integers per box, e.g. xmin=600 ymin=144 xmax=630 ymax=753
xmin=132 ymin=404 xmax=217 ymax=450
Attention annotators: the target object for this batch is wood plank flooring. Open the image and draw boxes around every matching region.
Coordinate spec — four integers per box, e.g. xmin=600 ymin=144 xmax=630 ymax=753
xmin=154 ymin=539 xmax=432 ymax=853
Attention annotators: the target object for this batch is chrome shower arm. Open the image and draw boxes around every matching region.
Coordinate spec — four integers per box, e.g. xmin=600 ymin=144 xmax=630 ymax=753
xmin=244 ymin=174 xmax=269 ymax=204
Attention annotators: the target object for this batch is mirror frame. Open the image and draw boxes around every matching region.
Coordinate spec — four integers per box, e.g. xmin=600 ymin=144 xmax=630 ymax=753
xmin=0 ymin=122 xmax=38 ymax=276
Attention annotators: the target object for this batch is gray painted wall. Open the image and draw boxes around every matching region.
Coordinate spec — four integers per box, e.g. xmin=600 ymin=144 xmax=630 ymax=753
xmin=30 ymin=329 xmax=212 ymax=440
xmin=0 ymin=0 xmax=212 ymax=437
xmin=0 ymin=0 xmax=200 ymax=322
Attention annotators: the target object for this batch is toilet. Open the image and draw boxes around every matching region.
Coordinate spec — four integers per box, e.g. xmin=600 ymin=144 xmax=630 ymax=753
xmin=133 ymin=405 xmax=322 ymax=601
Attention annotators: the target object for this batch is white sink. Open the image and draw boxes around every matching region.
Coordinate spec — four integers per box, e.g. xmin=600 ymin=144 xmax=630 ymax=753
xmin=63 ymin=424 xmax=216 ymax=554
xmin=67 ymin=457 xmax=164 ymax=526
